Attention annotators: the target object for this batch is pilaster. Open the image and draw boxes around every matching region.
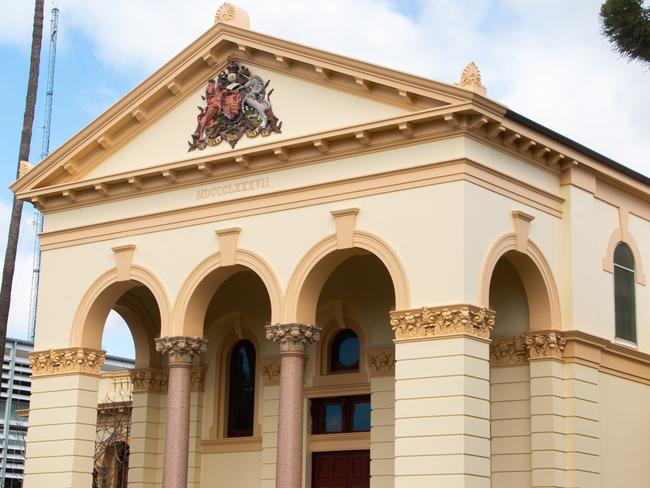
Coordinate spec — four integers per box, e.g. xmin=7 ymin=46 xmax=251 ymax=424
xmin=490 ymin=337 xmax=531 ymax=487
xmin=391 ymin=305 xmax=494 ymax=488
xmin=128 ymin=368 xmax=168 ymax=487
xmin=367 ymin=348 xmax=395 ymax=488
xmin=527 ymin=332 xmax=567 ymax=488
xmin=23 ymin=348 xmax=105 ymax=488
xmin=260 ymin=359 xmax=281 ymax=488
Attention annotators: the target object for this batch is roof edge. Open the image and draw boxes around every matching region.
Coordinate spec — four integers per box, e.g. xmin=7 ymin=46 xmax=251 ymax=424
xmin=505 ymin=109 xmax=649 ymax=187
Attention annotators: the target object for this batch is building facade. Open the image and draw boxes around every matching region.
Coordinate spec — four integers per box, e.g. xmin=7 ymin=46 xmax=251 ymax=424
xmin=0 ymin=337 xmax=133 ymax=488
xmin=11 ymin=4 xmax=650 ymax=488
xmin=1 ymin=339 xmax=31 ymax=487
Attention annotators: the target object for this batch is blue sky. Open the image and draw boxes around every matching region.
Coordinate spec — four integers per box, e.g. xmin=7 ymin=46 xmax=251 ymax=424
xmin=0 ymin=0 xmax=648 ymax=359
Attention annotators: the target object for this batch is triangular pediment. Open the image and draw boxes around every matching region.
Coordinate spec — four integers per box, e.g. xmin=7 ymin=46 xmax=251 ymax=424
xmin=13 ymin=22 xmax=506 ymax=208
xmin=80 ymin=64 xmax=414 ymax=181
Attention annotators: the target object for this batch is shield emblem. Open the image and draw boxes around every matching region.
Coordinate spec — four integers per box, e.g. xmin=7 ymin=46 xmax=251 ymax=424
xmin=222 ymin=90 xmax=242 ymax=120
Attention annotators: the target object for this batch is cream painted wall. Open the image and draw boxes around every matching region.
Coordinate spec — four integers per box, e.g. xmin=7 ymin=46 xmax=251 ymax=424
xmin=600 ymin=373 xmax=650 ymax=488
xmin=200 ymin=451 xmax=261 ymax=487
xmin=82 ymin=65 xmax=409 ymax=181
xmin=628 ymin=214 xmax=650 ymax=350
xmin=37 ymin=181 xmax=474 ymax=349
xmin=464 ymin=138 xmax=559 ymax=195
xmin=462 ymin=181 xmax=562 ymax=314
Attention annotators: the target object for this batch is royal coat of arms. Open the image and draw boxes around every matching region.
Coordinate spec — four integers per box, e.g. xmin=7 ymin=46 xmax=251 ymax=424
xmin=189 ymin=59 xmax=282 ymax=150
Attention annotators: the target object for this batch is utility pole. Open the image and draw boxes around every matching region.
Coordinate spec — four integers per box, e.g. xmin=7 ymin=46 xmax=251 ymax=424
xmin=0 ymin=0 xmax=45 ymax=360
xmin=28 ymin=2 xmax=59 ymax=341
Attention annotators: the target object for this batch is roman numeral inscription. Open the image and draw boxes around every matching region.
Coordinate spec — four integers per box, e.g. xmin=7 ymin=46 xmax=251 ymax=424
xmin=196 ymin=176 xmax=270 ymax=201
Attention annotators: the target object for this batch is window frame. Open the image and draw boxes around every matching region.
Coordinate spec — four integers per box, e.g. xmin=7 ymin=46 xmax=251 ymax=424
xmin=613 ymin=242 xmax=637 ymax=344
xmin=226 ymin=339 xmax=257 ymax=438
xmin=310 ymin=395 xmax=371 ymax=435
xmin=329 ymin=328 xmax=361 ymax=373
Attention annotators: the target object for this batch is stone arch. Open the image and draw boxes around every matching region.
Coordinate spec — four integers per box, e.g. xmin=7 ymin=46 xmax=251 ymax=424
xmin=284 ymin=230 xmax=410 ymax=324
xmin=173 ymin=249 xmax=282 ymax=337
xmin=603 ymin=228 xmax=646 ymax=285
xmin=70 ymin=265 xmax=171 ymax=368
xmin=480 ymin=233 xmax=561 ymax=331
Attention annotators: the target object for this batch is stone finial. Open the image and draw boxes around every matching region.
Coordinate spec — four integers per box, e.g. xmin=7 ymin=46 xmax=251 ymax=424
xmin=455 ymin=62 xmax=487 ymax=96
xmin=155 ymin=336 xmax=208 ymax=365
xmin=214 ymin=3 xmax=250 ymax=29
xmin=18 ymin=160 xmax=33 ymax=179
xmin=265 ymin=323 xmax=321 ymax=353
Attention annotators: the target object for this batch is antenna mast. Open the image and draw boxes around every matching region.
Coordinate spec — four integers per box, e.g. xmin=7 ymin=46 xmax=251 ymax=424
xmin=28 ymin=2 xmax=59 ymax=341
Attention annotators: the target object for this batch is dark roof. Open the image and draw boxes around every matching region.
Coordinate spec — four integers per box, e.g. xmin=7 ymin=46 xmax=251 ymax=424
xmin=505 ymin=109 xmax=650 ymax=187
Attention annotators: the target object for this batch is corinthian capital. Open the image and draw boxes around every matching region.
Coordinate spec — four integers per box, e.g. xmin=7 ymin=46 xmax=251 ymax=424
xmin=390 ymin=304 xmax=494 ymax=341
xmin=29 ymin=347 xmax=105 ymax=377
xmin=265 ymin=323 xmax=321 ymax=353
xmin=525 ymin=332 xmax=566 ymax=360
xmin=155 ymin=336 xmax=208 ymax=365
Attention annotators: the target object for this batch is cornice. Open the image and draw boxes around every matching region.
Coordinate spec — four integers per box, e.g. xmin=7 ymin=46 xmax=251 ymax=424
xmin=14 ymin=22 xmax=491 ymax=196
xmin=19 ymin=102 xmax=589 ymax=213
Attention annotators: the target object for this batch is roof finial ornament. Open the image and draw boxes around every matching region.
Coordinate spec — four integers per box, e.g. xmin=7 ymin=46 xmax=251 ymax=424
xmin=455 ymin=62 xmax=487 ymax=96
xmin=214 ymin=3 xmax=250 ymax=29
xmin=18 ymin=161 xmax=33 ymax=179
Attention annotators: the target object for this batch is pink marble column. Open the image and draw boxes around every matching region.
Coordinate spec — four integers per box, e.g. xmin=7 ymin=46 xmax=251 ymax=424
xmin=265 ymin=323 xmax=321 ymax=488
xmin=155 ymin=336 xmax=208 ymax=488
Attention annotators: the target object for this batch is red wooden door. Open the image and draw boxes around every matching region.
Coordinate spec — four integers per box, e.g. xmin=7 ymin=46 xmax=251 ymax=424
xmin=312 ymin=451 xmax=370 ymax=488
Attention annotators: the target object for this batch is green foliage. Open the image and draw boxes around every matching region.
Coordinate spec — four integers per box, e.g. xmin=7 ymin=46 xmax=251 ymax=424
xmin=600 ymin=0 xmax=650 ymax=66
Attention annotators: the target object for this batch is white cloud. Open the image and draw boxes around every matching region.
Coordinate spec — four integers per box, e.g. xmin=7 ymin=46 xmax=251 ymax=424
xmin=44 ymin=0 xmax=648 ymax=176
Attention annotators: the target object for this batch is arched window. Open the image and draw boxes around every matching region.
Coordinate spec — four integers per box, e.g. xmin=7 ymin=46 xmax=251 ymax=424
xmin=330 ymin=329 xmax=360 ymax=373
xmin=614 ymin=242 xmax=636 ymax=343
xmin=227 ymin=340 xmax=256 ymax=437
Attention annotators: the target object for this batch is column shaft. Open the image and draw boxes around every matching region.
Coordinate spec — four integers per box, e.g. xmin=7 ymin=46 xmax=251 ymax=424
xmin=276 ymin=352 xmax=305 ymax=488
xmin=162 ymin=364 xmax=192 ymax=488
xmin=155 ymin=336 xmax=207 ymax=488
xmin=265 ymin=323 xmax=321 ymax=488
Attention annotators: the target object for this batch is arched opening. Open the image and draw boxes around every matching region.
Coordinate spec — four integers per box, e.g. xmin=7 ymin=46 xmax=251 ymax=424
xmin=489 ymin=255 xmax=530 ymax=339
xmin=300 ymin=250 xmax=396 ymax=487
xmin=487 ymin=249 xmax=555 ymax=488
xmin=190 ymin=267 xmax=271 ymax=441
xmin=75 ymin=275 xmax=165 ymax=488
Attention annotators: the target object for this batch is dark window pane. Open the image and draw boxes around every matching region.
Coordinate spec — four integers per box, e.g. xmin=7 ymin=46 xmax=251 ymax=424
xmin=614 ymin=243 xmax=635 ymax=270
xmin=351 ymin=401 xmax=370 ymax=432
xmin=330 ymin=329 xmax=360 ymax=372
xmin=228 ymin=340 xmax=256 ymax=437
xmin=615 ymin=266 xmax=636 ymax=342
xmin=323 ymin=403 xmax=344 ymax=433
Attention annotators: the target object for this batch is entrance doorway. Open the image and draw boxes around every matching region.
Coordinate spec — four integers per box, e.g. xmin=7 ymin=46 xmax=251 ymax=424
xmin=312 ymin=450 xmax=370 ymax=488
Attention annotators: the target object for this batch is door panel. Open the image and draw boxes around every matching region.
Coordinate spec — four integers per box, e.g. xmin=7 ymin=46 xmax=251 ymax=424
xmin=313 ymin=451 xmax=370 ymax=488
